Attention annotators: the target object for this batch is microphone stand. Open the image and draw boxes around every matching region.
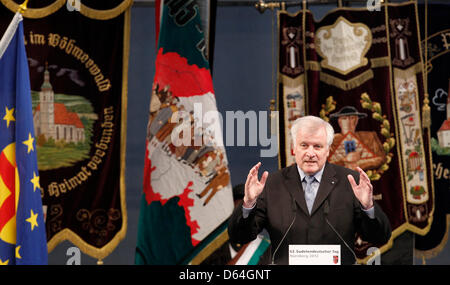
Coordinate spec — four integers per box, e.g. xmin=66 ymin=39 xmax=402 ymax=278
xmin=270 ymin=198 xmax=297 ymax=265
xmin=323 ymin=200 xmax=359 ymax=265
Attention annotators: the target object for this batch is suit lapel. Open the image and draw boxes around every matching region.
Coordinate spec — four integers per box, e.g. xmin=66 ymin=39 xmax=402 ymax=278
xmin=283 ymin=164 xmax=309 ymax=216
xmin=310 ymin=162 xmax=338 ymax=216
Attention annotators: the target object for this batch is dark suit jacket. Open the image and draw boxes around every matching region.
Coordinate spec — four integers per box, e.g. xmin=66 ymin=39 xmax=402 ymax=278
xmin=228 ymin=162 xmax=391 ymax=265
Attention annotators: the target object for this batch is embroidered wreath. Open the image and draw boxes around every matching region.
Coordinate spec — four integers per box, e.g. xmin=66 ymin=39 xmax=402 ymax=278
xmin=319 ymin=96 xmax=337 ymax=122
xmin=410 ymin=185 xmax=426 ymax=199
xmin=360 ymin=92 xmax=395 ymax=180
xmin=319 ymin=93 xmax=395 ymax=181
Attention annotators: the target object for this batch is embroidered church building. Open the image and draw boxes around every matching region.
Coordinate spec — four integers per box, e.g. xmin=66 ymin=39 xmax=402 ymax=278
xmin=437 ymin=83 xmax=450 ymax=148
xmin=33 ymin=67 xmax=85 ymax=143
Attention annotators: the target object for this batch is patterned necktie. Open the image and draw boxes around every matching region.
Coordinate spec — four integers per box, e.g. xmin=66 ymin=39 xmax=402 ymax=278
xmin=304 ymin=175 xmax=316 ymax=214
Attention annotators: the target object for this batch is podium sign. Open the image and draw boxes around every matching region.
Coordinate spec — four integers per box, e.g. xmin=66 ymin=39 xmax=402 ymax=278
xmin=289 ymin=245 xmax=341 ymax=265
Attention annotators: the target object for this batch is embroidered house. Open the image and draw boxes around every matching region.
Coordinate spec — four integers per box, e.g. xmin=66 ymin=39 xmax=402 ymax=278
xmin=437 ymin=90 xmax=450 ymax=148
xmin=406 ymin=151 xmax=423 ymax=172
xmin=33 ymin=67 xmax=85 ymax=144
xmin=329 ymin=131 xmax=386 ymax=170
xmin=286 ymin=92 xmax=303 ymax=122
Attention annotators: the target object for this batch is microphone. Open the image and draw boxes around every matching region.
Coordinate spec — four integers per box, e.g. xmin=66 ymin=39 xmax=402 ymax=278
xmin=270 ymin=197 xmax=297 ymax=265
xmin=323 ymin=199 xmax=358 ymax=264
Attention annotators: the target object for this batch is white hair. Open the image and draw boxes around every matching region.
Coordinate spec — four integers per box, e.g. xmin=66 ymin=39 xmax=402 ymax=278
xmin=290 ymin=116 xmax=334 ymax=147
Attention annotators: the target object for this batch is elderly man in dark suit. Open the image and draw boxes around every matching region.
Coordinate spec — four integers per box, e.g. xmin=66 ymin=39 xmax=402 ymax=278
xmin=228 ymin=115 xmax=391 ymax=265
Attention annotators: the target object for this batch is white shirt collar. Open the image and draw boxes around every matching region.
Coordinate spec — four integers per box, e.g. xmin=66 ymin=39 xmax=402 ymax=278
xmin=296 ymin=163 xmax=325 ymax=183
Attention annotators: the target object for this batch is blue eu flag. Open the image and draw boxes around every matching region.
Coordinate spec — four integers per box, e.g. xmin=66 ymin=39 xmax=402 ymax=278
xmin=0 ymin=13 xmax=48 ymax=265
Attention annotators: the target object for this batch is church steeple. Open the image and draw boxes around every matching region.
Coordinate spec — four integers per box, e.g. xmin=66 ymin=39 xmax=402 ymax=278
xmin=41 ymin=62 xmax=52 ymax=91
xmin=38 ymin=61 xmax=55 ymax=140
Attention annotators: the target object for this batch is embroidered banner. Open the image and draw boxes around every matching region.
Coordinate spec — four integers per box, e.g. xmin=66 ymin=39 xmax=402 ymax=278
xmin=0 ymin=1 xmax=131 ymax=260
xmin=415 ymin=3 xmax=450 ymax=261
xmin=278 ymin=2 xmax=434 ymax=263
xmin=135 ymin=0 xmax=234 ymax=265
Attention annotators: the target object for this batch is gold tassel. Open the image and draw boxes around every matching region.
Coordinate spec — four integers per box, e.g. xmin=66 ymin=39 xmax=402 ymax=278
xmin=422 ymin=93 xmax=431 ymax=129
xmin=422 ymin=0 xmax=431 ymax=130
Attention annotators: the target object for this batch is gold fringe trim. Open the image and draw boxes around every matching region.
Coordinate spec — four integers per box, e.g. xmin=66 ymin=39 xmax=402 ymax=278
xmin=189 ymin=229 xmax=229 ymax=265
xmin=46 ymin=8 xmax=131 ymax=261
xmin=393 ymin=62 xmax=424 ymax=77
xmin=370 ymin=56 xmax=390 ymax=68
xmin=1 ymin=0 xmax=133 ymax=20
xmin=358 ymin=218 xmax=432 ymax=264
xmin=279 ymin=73 xmax=304 ymax=88
xmin=320 ymin=69 xmax=373 ymax=91
xmin=306 ymin=60 xmax=320 ymax=71
xmin=415 ymin=215 xmax=450 ymax=260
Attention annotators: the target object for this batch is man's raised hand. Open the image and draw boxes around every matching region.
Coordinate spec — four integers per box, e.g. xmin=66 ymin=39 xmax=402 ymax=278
xmin=347 ymin=167 xmax=374 ymax=210
xmin=243 ymin=162 xmax=268 ymax=208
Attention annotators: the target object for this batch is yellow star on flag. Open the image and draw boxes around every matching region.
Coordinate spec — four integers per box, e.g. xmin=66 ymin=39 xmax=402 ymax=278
xmin=30 ymin=172 xmax=40 ymax=192
xmin=22 ymin=133 xmax=35 ymax=153
xmin=3 ymin=106 xmax=15 ymax=128
xmin=26 ymin=209 xmax=39 ymax=231
xmin=15 ymin=246 xmax=21 ymax=259
xmin=0 ymin=258 xmax=9 ymax=265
